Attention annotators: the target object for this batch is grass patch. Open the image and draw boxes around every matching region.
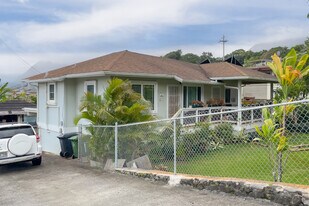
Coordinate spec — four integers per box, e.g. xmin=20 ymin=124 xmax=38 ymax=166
xmin=156 ymin=133 xmax=309 ymax=185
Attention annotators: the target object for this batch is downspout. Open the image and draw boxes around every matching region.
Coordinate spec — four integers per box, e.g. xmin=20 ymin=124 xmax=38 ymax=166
xmin=29 ymin=82 xmax=40 ymax=134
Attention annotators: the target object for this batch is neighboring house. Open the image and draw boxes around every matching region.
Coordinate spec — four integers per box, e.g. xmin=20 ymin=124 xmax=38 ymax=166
xmin=0 ymin=100 xmax=37 ymax=125
xmin=26 ymin=50 xmax=277 ymax=154
xmin=242 ymin=66 xmax=278 ymax=100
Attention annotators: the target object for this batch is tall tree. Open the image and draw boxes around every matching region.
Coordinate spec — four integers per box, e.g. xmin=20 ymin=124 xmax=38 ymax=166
xmin=200 ymin=52 xmax=216 ymax=63
xmin=164 ymin=49 xmax=182 ymax=60
xmin=180 ymin=53 xmax=201 ymax=64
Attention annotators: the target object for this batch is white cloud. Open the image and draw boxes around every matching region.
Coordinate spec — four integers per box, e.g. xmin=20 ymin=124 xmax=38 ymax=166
xmin=0 ymin=0 xmax=308 ymax=76
xmin=17 ymin=0 xmax=198 ymax=44
xmin=0 ymin=52 xmax=102 ymax=75
xmin=17 ymin=0 xmax=260 ymax=46
xmin=15 ymin=0 xmax=29 ymax=4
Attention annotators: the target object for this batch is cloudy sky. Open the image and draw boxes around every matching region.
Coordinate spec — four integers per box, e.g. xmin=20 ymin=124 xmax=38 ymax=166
xmin=0 ymin=0 xmax=308 ymax=76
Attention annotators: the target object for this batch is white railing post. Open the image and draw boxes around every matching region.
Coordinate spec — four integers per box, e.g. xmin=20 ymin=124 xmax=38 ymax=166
xmin=195 ymin=109 xmax=198 ymax=124
xmin=209 ymin=108 xmax=212 ymax=122
xmin=220 ymin=108 xmax=223 ymax=123
xmin=114 ymin=122 xmax=118 ymax=169
xmin=173 ymin=119 xmax=177 ymax=175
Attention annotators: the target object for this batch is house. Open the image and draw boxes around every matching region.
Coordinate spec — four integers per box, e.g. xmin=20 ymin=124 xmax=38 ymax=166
xmin=242 ymin=66 xmax=278 ymax=101
xmin=26 ymin=50 xmax=277 ymax=154
xmin=0 ymin=100 xmax=37 ymax=125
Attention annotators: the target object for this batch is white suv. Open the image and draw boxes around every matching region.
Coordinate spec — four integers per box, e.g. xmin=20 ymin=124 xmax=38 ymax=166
xmin=0 ymin=123 xmax=42 ymax=166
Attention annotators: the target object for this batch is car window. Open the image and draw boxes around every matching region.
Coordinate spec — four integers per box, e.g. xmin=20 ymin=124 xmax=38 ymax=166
xmin=0 ymin=126 xmax=35 ymax=139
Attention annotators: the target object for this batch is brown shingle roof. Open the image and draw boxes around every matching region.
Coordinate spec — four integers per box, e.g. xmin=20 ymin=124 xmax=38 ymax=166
xmin=27 ymin=50 xmax=277 ymax=84
xmin=27 ymin=51 xmax=212 ymax=83
xmin=0 ymin=100 xmax=36 ymax=112
xmin=200 ymin=62 xmax=277 ymax=83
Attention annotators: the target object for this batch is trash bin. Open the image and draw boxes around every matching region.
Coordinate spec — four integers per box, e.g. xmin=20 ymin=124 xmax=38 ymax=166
xmin=70 ymin=136 xmax=78 ymax=159
xmin=57 ymin=132 xmax=79 ymax=158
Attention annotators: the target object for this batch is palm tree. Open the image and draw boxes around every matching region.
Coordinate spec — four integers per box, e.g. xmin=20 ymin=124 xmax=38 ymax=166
xmin=0 ymin=82 xmax=9 ymax=102
xmin=74 ymin=78 xmax=153 ymax=125
xmin=74 ymin=78 xmax=154 ymax=160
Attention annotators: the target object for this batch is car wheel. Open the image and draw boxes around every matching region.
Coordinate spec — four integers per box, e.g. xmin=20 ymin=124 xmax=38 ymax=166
xmin=32 ymin=157 xmax=42 ymax=166
xmin=60 ymin=151 xmax=64 ymax=157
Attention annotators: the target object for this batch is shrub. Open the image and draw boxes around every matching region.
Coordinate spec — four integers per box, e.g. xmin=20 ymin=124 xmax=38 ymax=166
xmin=213 ymin=123 xmax=235 ymax=144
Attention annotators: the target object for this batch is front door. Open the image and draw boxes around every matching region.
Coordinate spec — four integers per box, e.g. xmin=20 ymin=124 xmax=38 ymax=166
xmin=168 ymin=85 xmax=180 ymax=118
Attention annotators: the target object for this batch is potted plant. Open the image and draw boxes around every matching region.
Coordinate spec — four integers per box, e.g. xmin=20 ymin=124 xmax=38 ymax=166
xmin=192 ymin=100 xmax=205 ymax=108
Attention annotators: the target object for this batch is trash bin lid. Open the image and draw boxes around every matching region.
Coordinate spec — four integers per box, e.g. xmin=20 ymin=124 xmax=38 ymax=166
xmin=58 ymin=132 xmax=79 ymax=139
xmin=70 ymin=136 xmax=78 ymax=141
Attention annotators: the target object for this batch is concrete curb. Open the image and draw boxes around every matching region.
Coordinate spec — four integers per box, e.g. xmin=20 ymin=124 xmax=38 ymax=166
xmin=116 ymin=168 xmax=309 ymax=206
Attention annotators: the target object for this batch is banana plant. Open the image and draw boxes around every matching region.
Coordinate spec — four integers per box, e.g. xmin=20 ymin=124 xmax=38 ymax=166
xmin=255 ymin=109 xmax=288 ymax=153
xmin=267 ymin=48 xmax=309 ymax=101
xmin=255 ymin=49 xmax=308 ymax=182
xmin=255 ymin=108 xmax=288 ymax=182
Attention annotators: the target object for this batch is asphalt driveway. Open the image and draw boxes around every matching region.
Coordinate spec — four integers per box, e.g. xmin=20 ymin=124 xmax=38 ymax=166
xmin=0 ymin=154 xmax=279 ymax=206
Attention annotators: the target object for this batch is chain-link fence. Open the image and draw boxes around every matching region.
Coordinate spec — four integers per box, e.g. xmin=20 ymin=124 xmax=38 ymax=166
xmin=78 ymin=125 xmax=115 ymax=168
xmin=78 ymin=99 xmax=309 ymax=185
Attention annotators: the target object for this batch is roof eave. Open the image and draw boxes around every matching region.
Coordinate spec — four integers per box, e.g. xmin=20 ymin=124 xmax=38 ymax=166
xmin=25 ymin=71 xmax=107 ymax=83
xmin=210 ymin=76 xmax=278 ymax=83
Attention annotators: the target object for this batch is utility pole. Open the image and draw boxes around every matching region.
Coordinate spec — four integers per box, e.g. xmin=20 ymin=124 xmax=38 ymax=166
xmin=219 ymin=35 xmax=228 ymax=61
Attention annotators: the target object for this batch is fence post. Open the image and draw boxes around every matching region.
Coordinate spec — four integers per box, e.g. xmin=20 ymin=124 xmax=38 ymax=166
xmin=115 ymin=122 xmax=118 ymax=169
xmin=181 ymin=110 xmax=184 ymax=125
xmin=195 ymin=109 xmax=198 ymax=124
xmin=173 ymin=119 xmax=177 ymax=175
xmin=251 ymin=109 xmax=254 ymax=124
xmin=78 ymin=124 xmax=82 ymax=160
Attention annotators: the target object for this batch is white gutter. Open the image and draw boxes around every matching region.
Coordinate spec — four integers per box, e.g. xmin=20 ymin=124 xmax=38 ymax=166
xmin=210 ymin=76 xmax=277 ymax=82
xmin=25 ymin=71 xmax=106 ymax=83
xmin=22 ymin=107 xmax=37 ymax=114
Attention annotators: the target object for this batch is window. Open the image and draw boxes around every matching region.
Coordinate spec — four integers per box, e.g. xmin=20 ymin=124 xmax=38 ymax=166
xmin=48 ymin=83 xmax=56 ymax=104
xmin=225 ymin=88 xmax=231 ymax=103
xmin=0 ymin=126 xmax=34 ymax=139
xmin=212 ymin=86 xmax=221 ymax=99
xmin=183 ymin=86 xmax=202 ymax=108
xmin=132 ymin=83 xmax=156 ymax=111
xmin=84 ymin=81 xmax=96 ymax=94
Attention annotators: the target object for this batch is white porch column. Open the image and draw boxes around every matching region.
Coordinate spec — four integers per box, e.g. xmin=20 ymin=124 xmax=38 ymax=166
xmin=237 ymin=80 xmax=242 ymax=129
xmin=270 ymin=83 xmax=274 ymax=100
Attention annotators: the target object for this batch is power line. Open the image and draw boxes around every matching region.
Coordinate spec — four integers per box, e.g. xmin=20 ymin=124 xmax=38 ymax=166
xmin=0 ymin=37 xmax=42 ymax=75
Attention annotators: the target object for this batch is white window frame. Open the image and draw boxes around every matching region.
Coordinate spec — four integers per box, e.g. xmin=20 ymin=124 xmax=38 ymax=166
xmin=211 ymin=86 xmax=221 ymax=99
xmin=47 ymin=83 xmax=56 ymax=105
xmin=131 ymin=81 xmax=158 ymax=113
xmin=84 ymin=80 xmax=97 ymax=94
xmin=182 ymin=85 xmax=203 ymax=108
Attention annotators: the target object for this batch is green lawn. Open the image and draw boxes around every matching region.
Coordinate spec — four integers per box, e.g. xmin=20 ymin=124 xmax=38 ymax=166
xmin=159 ymin=133 xmax=309 ymax=185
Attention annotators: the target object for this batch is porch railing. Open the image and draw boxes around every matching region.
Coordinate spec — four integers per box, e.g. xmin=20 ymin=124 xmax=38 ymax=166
xmin=172 ymin=106 xmax=264 ymax=127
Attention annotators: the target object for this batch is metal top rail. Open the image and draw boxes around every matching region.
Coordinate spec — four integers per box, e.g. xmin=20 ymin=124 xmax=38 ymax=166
xmin=83 ymin=99 xmax=309 ymax=128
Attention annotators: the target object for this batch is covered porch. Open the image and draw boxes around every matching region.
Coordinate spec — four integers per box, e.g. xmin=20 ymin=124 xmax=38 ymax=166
xmin=171 ymin=77 xmax=277 ymax=130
